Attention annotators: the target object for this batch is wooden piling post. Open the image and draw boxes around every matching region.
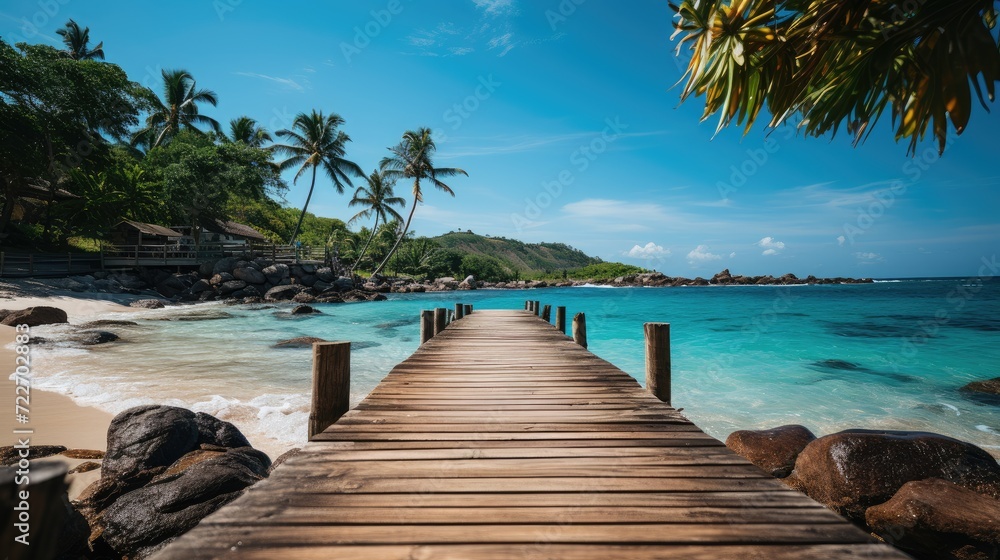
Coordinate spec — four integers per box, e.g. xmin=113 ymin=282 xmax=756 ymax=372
xmin=555 ymin=306 xmax=566 ymax=334
xmin=542 ymin=304 xmax=551 ymax=322
xmin=455 ymin=303 xmax=464 ymax=320
xmin=1 ymin=462 xmax=70 ymax=560
xmin=525 ymin=300 xmax=530 ymax=310
xmin=420 ymin=310 xmax=434 ymax=344
xmin=464 ymin=304 xmax=473 ymax=316
xmin=434 ymin=308 xmax=447 ymax=335
xmin=309 ymin=341 xmax=350 ymax=440
xmin=572 ymin=312 xmax=587 ymax=348
xmin=533 ymin=300 xmax=541 ymax=317
xmin=447 ymin=309 xmax=454 ymax=324
xmin=644 ymin=322 xmax=671 ymax=405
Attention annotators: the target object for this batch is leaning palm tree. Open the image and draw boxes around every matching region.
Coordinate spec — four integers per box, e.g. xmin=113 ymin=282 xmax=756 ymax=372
xmin=56 ymin=19 xmax=104 ymax=60
xmin=371 ymin=128 xmax=467 ymax=276
xmin=227 ymin=116 xmax=272 ymax=148
xmin=131 ymin=69 xmax=221 ymax=149
xmin=272 ymin=110 xmax=364 ymax=245
xmin=672 ymin=0 xmax=1000 ymax=155
xmin=348 ymin=170 xmax=406 ymax=274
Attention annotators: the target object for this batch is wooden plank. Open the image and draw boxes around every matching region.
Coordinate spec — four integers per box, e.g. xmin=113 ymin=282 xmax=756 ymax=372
xmin=153 ymin=310 xmax=908 ymax=560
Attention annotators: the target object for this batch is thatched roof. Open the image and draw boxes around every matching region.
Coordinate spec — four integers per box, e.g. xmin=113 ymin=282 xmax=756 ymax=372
xmin=116 ymin=220 xmax=183 ymax=238
xmin=208 ymin=220 xmax=267 ymax=241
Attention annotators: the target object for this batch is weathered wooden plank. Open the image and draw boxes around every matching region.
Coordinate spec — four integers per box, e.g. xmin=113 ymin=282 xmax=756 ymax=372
xmin=152 ymin=310 xmax=908 ymax=560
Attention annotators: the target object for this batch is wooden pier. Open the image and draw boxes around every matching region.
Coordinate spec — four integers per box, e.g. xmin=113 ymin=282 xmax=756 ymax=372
xmin=155 ymin=310 xmax=907 ymax=559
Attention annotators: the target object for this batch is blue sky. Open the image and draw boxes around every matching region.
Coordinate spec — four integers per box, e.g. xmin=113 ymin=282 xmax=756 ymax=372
xmin=3 ymin=0 xmax=998 ymax=278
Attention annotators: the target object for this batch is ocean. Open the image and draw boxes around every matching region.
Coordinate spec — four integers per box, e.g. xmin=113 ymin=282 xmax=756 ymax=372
xmin=29 ymin=279 xmax=1000 ymax=459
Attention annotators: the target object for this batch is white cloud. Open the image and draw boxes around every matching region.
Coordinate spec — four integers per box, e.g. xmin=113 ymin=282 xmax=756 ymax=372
xmin=450 ymin=46 xmax=474 ymax=55
xmin=408 ymin=36 xmax=436 ymax=47
xmin=854 ymin=252 xmax=884 ymax=264
xmin=473 ymin=0 xmax=517 ymax=15
xmin=687 ymin=245 xmax=722 ymax=265
xmin=626 ymin=242 xmax=670 ymax=259
xmin=729 ymin=252 xmax=736 ymax=258
xmin=756 ymin=237 xmax=786 ymax=255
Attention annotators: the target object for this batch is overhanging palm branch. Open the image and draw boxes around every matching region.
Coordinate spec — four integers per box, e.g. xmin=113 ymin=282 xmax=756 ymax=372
xmin=672 ymin=0 xmax=1000 ymax=155
xmin=131 ymin=69 xmax=221 ymax=149
xmin=56 ymin=19 xmax=104 ymax=60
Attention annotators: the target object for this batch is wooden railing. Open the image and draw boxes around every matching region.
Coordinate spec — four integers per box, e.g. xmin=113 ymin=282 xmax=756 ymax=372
xmin=101 ymin=242 xmax=327 ymax=266
xmin=0 ymin=252 xmax=103 ymax=278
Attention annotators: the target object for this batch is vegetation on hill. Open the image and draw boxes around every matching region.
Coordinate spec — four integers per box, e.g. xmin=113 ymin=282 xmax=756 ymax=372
xmin=433 ymin=232 xmax=599 ymax=273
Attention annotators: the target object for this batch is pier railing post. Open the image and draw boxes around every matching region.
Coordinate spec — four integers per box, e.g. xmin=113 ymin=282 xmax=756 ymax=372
xmin=524 ymin=300 xmax=530 ymax=311
xmin=434 ymin=308 xmax=447 ymax=335
xmin=533 ymin=300 xmax=541 ymax=317
xmin=309 ymin=341 xmax=351 ymax=440
xmin=555 ymin=306 xmax=566 ymax=334
xmin=572 ymin=312 xmax=587 ymax=348
xmin=464 ymin=304 xmax=473 ymax=316
xmin=542 ymin=304 xmax=551 ymax=322
xmin=455 ymin=303 xmax=464 ymax=320
xmin=420 ymin=310 xmax=434 ymax=344
xmin=644 ymin=322 xmax=671 ymax=405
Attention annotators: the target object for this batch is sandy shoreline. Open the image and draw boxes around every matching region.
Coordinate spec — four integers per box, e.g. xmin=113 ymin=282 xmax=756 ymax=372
xmin=1 ymin=290 xmax=128 ymax=498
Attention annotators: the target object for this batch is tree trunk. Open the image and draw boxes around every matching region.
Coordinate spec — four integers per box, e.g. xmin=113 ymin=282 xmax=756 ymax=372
xmin=372 ymin=180 xmax=419 ymax=276
xmin=288 ymin=166 xmax=317 ymax=245
xmin=349 ymin=214 xmax=379 ymax=275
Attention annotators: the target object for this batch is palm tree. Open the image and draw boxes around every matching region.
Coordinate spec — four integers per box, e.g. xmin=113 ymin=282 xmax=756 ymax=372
xmin=672 ymin=0 xmax=1000 ymax=155
xmin=56 ymin=19 xmax=104 ymax=60
xmin=371 ymin=128 xmax=467 ymax=276
xmin=272 ymin=110 xmax=364 ymax=245
xmin=227 ymin=116 xmax=272 ymax=147
xmin=131 ymin=69 xmax=221 ymax=149
xmin=348 ymin=170 xmax=406 ymax=273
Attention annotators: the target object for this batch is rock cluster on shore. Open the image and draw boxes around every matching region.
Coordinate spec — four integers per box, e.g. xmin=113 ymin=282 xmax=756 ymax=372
xmin=1 ymin=405 xmax=273 ymax=559
xmin=726 ymin=426 xmax=1000 ymax=559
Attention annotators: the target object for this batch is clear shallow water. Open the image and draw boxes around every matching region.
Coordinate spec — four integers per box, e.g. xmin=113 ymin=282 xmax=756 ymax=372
xmin=26 ymin=279 xmax=1000 ymax=458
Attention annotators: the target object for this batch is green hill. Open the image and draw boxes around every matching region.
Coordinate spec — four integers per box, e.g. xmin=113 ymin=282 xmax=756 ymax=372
xmin=431 ymin=232 xmax=600 ymax=273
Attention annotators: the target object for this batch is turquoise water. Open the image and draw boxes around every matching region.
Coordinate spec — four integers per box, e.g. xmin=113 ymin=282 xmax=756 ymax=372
xmin=32 ymin=280 xmax=1000 ymax=458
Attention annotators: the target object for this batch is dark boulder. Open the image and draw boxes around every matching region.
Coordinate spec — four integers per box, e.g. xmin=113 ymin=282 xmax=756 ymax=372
xmin=315 ymin=291 xmax=344 ymax=303
xmin=0 ymin=444 xmax=66 ymax=465
xmin=292 ymin=291 xmax=317 ymax=304
xmin=792 ymin=429 xmax=1000 ymax=522
xmin=78 ymin=330 xmax=120 ymax=345
xmin=211 ymin=256 xmax=241 ymax=276
xmin=262 ymin=263 xmax=289 ymax=285
xmin=291 ymin=304 xmax=320 ymax=315
xmin=154 ymin=275 xmax=186 ymax=298
xmin=273 ymin=336 xmax=326 ymax=348
xmin=130 ymin=299 xmax=165 ymax=309
xmin=101 ymin=406 xmax=199 ymax=480
xmin=69 ymin=461 xmax=102 ymax=474
xmin=195 ymin=412 xmax=251 ymax=449
xmin=725 ymin=425 xmax=815 ymax=478
xmin=209 ymin=272 xmax=234 ymax=286
xmin=233 ymin=266 xmax=266 ymax=284
xmin=866 ymin=478 xmax=1000 ymax=560
xmin=0 ymin=306 xmax=68 ymax=327
xmin=217 ymin=280 xmax=247 ymax=295
xmin=79 ymin=320 xmax=138 ymax=329
xmin=63 ymin=448 xmax=105 ymax=459
xmin=99 ymin=448 xmax=270 ymax=558
xmin=961 ymin=377 xmax=1000 ymax=405
xmin=189 ymin=279 xmax=212 ymax=294
xmin=265 ymin=284 xmax=307 ymax=301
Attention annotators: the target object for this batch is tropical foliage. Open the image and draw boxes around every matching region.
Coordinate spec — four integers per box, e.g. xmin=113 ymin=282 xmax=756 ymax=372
xmin=671 ymin=0 xmax=1000 ymax=154
xmin=132 ymin=69 xmax=221 ymax=149
xmin=372 ymin=127 xmax=467 ymax=276
xmin=348 ymin=170 xmax=405 ymax=273
xmin=273 ymin=110 xmax=363 ymax=245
